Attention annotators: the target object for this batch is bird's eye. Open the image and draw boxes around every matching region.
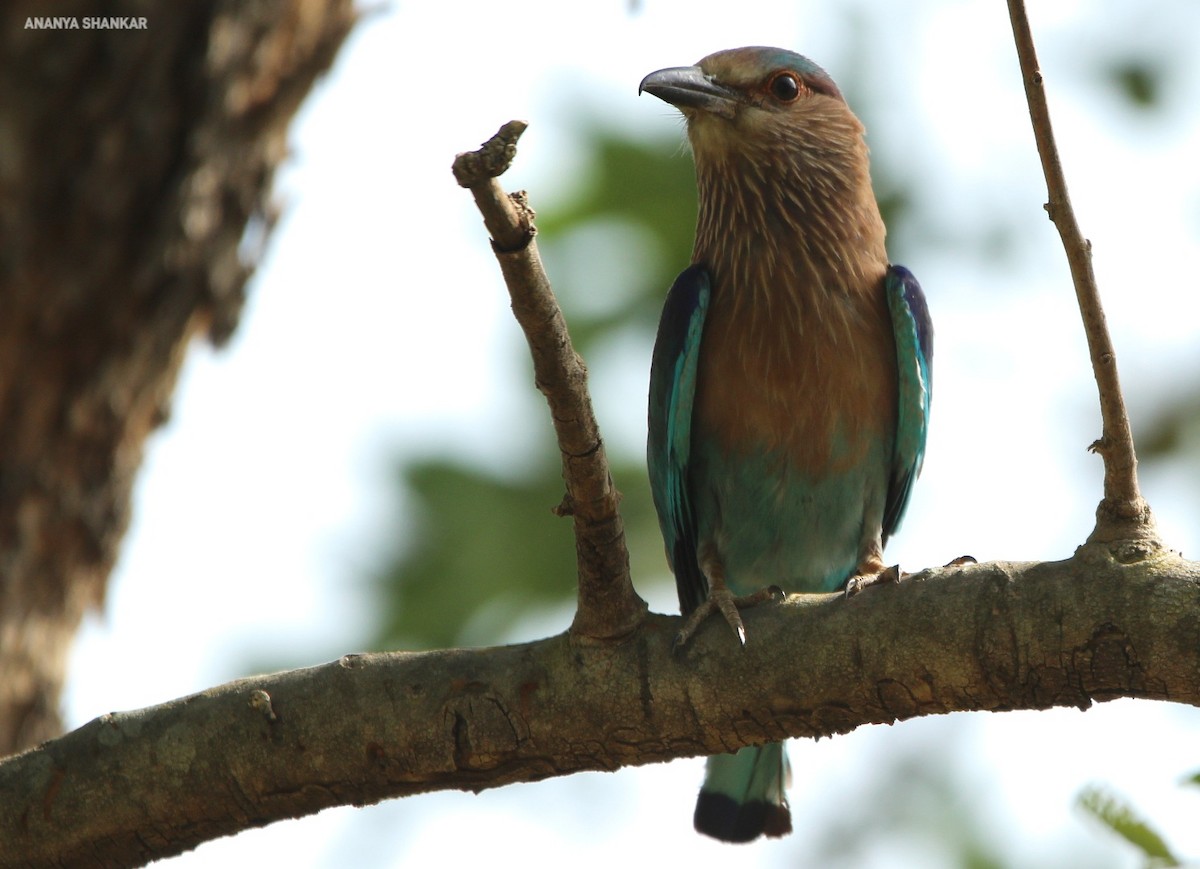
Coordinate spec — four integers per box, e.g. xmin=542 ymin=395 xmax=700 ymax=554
xmin=768 ymin=72 xmax=802 ymax=103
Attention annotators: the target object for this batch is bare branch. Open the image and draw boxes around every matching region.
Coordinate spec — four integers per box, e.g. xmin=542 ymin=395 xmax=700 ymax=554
xmin=1006 ymin=0 xmax=1156 ymax=545
xmin=5 ymin=552 xmax=1199 ymax=867
xmin=452 ymin=124 xmax=646 ymax=640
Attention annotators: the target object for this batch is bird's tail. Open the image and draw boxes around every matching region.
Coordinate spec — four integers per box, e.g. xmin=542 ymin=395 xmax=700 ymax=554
xmin=693 ymin=742 xmax=792 ymax=842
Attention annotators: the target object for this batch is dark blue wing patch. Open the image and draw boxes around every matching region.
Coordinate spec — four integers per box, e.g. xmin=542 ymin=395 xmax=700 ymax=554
xmin=883 ymin=264 xmax=933 ymax=541
xmin=647 ymin=264 xmax=711 ymax=615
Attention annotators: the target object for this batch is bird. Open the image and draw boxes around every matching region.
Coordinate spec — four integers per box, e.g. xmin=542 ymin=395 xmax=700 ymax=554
xmin=640 ymin=47 xmax=933 ymax=843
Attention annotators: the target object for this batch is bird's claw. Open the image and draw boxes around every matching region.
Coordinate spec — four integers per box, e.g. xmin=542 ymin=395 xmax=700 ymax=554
xmin=674 ymin=585 xmax=784 ymax=652
xmin=844 ymin=564 xmax=903 ymax=598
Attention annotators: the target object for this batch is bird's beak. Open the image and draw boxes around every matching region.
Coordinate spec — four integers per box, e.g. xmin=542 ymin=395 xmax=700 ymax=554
xmin=639 ymin=66 xmax=738 ymax=119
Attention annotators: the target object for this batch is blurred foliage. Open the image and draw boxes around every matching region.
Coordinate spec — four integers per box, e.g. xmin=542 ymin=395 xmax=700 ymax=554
xmin=1077 ymin=785 xmax=1181 ymax=868
xmin=374 ymin=458 xmax=577 ymax=649
xmin=372 ymin=454 xmax=661 ymax=649
xmin=807 ymin=726 xmax=1010 ymax=869
xmin=1109 ymin=61 xmax=1163 ymax=110
xmin=535 ymin=130 xmax=697 ymax=358
xmin=1139 ymin=388 xmax=1200 ymax=460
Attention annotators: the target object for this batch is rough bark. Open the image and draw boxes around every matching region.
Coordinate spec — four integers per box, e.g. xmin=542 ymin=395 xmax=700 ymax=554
xmin=4 ymin=545 xmax=1199 ymax=867
xmin=453 ymin=122 xmax=646 ymax=642
xmin=0 ymin=0 xmax=355 ymax=754
xmin=1006 ymin=0 xmax=1155 ymax=544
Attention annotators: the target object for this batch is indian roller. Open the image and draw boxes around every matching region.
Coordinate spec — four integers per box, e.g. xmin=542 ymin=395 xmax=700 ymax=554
xmin=640 ymin=47 xmax=933 ymax=843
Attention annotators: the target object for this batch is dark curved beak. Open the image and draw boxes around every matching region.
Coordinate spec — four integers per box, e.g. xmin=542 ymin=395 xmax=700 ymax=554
xmin=639 ymin=65 xmax=738 ymax=119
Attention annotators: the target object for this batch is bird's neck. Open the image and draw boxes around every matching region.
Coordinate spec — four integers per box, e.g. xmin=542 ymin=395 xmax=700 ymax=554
xmin=690 ymin=118 xmax=887 ymax=302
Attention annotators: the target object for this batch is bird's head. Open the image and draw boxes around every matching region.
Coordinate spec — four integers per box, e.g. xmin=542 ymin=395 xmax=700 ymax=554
xmin=639 ymin=46 xmax=860 ymax=166
xmin=639 ymin=47 xmax=885 ymax=289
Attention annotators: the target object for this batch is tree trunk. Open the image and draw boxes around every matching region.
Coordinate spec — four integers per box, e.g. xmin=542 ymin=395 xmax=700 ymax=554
xmin=0 ymin=0 xmax=355 ymax=755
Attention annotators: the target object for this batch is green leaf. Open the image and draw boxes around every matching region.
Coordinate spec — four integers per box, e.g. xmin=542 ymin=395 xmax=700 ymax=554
xmin=370 ymin=455 xmax=663 ymax=650
xmin=371 ymin=457 xmax=577 ymax=649
xmin=536 ymin=131 xmax=697 ymax=359
xmin=1077 ymin=785 xmax=1180 ymax=867
xmin=1109 ymin=61 xmax=1162 ymax=109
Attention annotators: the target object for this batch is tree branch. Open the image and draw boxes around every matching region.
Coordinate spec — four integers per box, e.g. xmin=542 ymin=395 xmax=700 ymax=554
xmin=1006 ymin=0 xmax=1156 ymax=545
xmin=452 ymin=123 xmax=646 ymax=641
xmin=5 ymin=551 xmax=1199 ymax=867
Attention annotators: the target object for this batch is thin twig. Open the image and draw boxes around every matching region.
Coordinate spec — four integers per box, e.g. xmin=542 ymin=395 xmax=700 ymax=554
xmin=452 ymin=122 xmax=647 ymax=640
xmin=1006 ymin=0 xmax=1157 ymax=545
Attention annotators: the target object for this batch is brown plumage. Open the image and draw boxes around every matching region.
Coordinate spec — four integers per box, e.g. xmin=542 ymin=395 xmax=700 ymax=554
xmin=687 ymin=49 xmax=895 ymax=478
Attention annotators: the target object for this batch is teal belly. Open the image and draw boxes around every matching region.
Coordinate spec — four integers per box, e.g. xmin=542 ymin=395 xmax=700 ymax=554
xmin=691 ymin=439 xmax=889 ymax=595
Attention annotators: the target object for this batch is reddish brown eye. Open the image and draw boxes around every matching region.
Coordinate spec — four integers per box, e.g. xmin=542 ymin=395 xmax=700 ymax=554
xmin=768 ymin=72 xmax=802 ymax=102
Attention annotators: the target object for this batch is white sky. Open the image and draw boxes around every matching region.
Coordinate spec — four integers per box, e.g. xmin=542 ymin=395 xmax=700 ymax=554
xmin=63 ymin=1 xmax=1200 ymax=866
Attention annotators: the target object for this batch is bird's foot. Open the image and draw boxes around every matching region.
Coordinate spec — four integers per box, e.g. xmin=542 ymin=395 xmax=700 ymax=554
xmin=844 ymin=563 xmax=903 ymax=598
xmin=844 ymin=556 xmax=974 ymax=598
xmin=674 ymin=585 xmax=784 ymax=652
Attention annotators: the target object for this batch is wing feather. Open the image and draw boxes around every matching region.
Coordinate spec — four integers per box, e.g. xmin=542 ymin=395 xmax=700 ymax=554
xmin=883 ymin=264 xmax=933 ymax=541
xmin=647 ymin=264 xmax=711 ymax=615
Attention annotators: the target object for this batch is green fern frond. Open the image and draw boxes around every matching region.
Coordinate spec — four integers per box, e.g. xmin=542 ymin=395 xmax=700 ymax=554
xmin=1077 ymin=785 xmax=1179 ymax=868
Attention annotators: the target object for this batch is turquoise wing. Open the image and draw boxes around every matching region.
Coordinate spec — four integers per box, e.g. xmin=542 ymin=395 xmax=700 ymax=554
xmin=647 ymin=264 xmax=711 ymax=615
xmin=883 ymin=264 xmax=933 ymax=540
